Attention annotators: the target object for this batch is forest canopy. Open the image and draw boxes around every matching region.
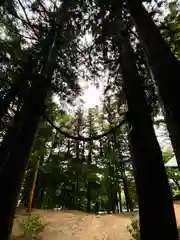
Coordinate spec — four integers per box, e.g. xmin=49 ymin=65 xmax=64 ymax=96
xmin=0 ymin=0 xmax=180 ymax=239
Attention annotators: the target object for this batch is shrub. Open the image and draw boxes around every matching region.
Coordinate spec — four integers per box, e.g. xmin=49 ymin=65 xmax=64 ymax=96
xmin=178 ymin=227 xmax=180 ymax=239
xmin=127 ymin=219 xmax=180 ymax=240
xmin=18 ymin=215 xmax=46 ymax=240
xmin=127 ymin=219 xmax=140 ymax=240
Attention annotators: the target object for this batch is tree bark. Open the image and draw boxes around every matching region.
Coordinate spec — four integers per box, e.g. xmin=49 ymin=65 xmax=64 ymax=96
xmin=36 ymin=187 xmax=45 ymax=209
xmin=0 ymin=32 xmax=57 ymax=239
xmin=21 ymin=170 xmax=33 ymax=208
xmin=118 ymin=184 xmax=123 ymax=212
xmin=31 ymin=170 xmax=40 ymax=208
xmin=122 ymin=176 xmax=129 ymax=212
xmin=111 ymin=183 xmax=116 ymax=213
xmin=0 ymin=75 xmax=50 ymax=239
xmin=28 ymin=159 xmax=40 ymax=215
xmin=126 ymin=0 xmax=180 ymax=170
xmin=87 ymin=184 xmax=91 ymax=212
xmin=117 ymin=18 xmax=178 ymax=239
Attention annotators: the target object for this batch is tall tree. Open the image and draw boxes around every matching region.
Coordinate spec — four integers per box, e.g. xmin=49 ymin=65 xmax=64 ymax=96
xmin=0 ymin=32 xmax=57 ymax=239
xmin=0 ymin=1 xmax=81 ymax=238
xmin=87 ymin=0 xmax=178 ymax=236
xmin=116 ymin=16 xmax=178 ymax=239
xmin=126 ymin=0 xmax=180 ymax=169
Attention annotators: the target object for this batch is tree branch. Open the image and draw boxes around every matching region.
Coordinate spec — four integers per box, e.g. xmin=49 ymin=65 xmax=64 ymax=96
xmin=17 ymin=0 xmax=39 ymax=39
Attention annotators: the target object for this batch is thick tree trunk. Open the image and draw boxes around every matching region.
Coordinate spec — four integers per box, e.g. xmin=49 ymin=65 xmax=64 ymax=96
xmin=0 ymin=32 xmax=57 ymax=239
xmin=126 ymin=0 xmax=180 ymax=170
xmin=0 ymin=77 xmax=49 ymax=239
xmin=117 ymin=20 xmax=178 ymax=239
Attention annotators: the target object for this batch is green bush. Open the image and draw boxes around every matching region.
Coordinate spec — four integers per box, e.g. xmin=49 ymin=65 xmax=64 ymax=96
xmin=127 ymin=219 xmax=140 ymax=240
xmin=178 ymin=227 xmax=180 ymax=239
xmin=18 ymin=215 xmax=46 ymax=240
xmin=127 ymin=219 xmax=180 ymax=240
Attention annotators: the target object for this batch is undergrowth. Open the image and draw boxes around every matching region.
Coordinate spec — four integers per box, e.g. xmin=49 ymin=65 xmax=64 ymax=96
xmin=127 ymin=219 xmax=180 ymax=240
xmin=17 ymin=215 xmax=46 ymax=240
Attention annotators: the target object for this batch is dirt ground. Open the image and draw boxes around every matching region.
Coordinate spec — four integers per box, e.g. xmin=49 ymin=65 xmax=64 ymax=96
xmin=13 ymin=203 xmax=180 ymax=240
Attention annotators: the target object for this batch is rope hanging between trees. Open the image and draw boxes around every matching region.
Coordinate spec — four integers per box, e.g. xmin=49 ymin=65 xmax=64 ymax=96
xmin=43 ymin=113 xmax=127 ymax=142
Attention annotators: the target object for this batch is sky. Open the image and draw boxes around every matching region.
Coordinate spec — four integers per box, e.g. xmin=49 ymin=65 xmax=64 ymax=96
xmin=51 ymin=0 xmax=173 ymax=152
xmin=79 ymin=0 xmax=173 ymax=152
xmin=21 ymin=0 xmax=172 ymax=112
xmin=71 ymin=0 xmax=173 ymax=110
xmin=81 ymin=84 xmax=103 ymax=108
xmin=78 ymin=78 xmax=105 ymax=109
xmin=81 ymin=85 xmax=172 ymax=150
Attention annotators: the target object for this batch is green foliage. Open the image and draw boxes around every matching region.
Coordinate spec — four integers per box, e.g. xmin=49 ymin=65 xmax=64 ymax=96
xmin=0 ymin=0 xmax=179 ymax=239
xmin=3 ymin=0 xmax=174 ymax=218
xmin=127 ymin=219 xmax=140 ymax=240
xmin=18 ymin=95 xmax=135 ymax=212
xmin=178 ymin=227 xmax=180 ymax=239
xmin=162 ymin=149 xmax=175 ymax=163
xmin=162 ymin=149 xmax=180 ymax=197
xmin=162 ymin=0 xmax=180 ymax=59
xmin=18 ymin=215 xmax=46 ymax=240
xmin=127 ymin=219 xmax=180 ymax=240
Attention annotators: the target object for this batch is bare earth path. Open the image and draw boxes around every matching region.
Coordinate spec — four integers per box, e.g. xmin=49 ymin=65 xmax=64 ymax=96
xmin=13 ymin=203 xmax=180 ymax=240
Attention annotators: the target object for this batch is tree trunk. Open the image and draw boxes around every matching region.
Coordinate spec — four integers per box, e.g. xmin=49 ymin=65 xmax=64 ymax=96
xmin=126 ymin=0 xmax=180 ymax=170
xmin=118 ymin=185 xmax=123 ymax=212
xmin=71 ymin=183 xmax=76 ymax=210
xmin=21 ymin=170 xmax=33 ymax=208
xmin=75 ymin=121 xmax=80 ymax=209
xmin=31 ymin=170 xmax=40 ymax=209
xmin=87 ymin=184 xmax=91 ymax=212
xmin=0 ymin=32 xmax=57 ymax=239
xmin=0 ymin=83 xmax=47 ymax=239
xmin=111 ymin=184 xmax=116 ymax=213
xmin=117 ymin=19 xmax=178 ymax=239
xmin=122 ymin=177 xmax=129 ymax=212
xmin=28 ymin=159 xmax=40 ymax=215
xmin=0 ymin=74 xmax=51 ymax=239
xmin=36 ymin=187 xmax=45 ymax=209
xmin=121 ymin=165 xmax=133 ymax=212
xmin=75 ymin=180 xmax=80 ymax=210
